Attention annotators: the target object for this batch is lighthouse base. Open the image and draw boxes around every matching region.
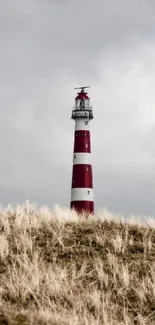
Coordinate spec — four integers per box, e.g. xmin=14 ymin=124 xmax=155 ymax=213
xmin=71 ymin=201 xmax=94 ymax=214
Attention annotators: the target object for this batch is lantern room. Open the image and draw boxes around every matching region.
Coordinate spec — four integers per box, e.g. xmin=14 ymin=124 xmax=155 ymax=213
xmin=75 ymin=89 xmax=90 ymax=110
xmin=71 ymin=86 xmax=94 ymax=120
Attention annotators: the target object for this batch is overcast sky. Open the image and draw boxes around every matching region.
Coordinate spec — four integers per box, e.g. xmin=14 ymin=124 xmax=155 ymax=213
xmin=0 ymin=0 xmax=155 ymax=216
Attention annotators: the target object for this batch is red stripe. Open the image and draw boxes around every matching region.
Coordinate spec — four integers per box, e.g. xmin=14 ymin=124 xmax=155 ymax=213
xmin=74 ymin=130 xmax=91 ymax=153
xmin=71 ymin=201 xmax=94 ymax=213
xmin=71 ymin=164 xmax=93 ymax=188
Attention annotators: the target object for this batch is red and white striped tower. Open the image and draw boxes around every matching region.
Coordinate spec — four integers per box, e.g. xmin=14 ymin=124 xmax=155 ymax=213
xmin=70 ymin=86 xmax=94 ymax=214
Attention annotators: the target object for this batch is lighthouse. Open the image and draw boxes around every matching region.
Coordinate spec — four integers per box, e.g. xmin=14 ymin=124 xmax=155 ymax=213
xmin=70 ymin=86 xmax=94 ymax=214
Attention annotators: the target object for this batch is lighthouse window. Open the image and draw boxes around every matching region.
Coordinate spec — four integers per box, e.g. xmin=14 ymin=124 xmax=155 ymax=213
xmin=86 ymin=166 xmax=89 ymax=171
xmin=74 ymin=154 xmax=76 ymax=159
xmin=87 ymin=190 xmax=90 ymax=194
xmin=86 ymin=143 xmax=88 ymax=148
xmin=85 ymin=121 xmax=88 ymax=125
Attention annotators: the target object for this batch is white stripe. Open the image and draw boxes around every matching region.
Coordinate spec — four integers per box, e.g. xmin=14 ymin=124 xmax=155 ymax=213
xmin=71 ymin=188 xmax=94 ymax=201
xmin=73 ymin=152 xmax=92 ymax=165
xmin=75 ymin=120 xmax=90 ymax=131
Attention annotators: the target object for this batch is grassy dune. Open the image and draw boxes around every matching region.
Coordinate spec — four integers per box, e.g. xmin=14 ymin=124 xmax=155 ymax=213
xmin=0 ymin=202 xmax=155 ymax=324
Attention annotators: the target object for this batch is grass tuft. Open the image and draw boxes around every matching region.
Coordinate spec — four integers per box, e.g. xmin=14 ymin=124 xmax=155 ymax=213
xmin=0 ymin=202 xmax=155 ymax=324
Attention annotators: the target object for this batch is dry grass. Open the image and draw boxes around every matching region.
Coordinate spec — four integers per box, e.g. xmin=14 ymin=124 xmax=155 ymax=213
xmin=0 ymin=202 xmax=155 ymax=324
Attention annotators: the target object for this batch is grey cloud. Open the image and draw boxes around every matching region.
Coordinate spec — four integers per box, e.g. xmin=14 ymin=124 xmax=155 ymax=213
xmin=1 ymin=0 xmax=155 ymax=215
xmin=1 ymin=0 xmax=155 ymax=79
xmin=95 ymin=169 xmax=155 ymax=216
